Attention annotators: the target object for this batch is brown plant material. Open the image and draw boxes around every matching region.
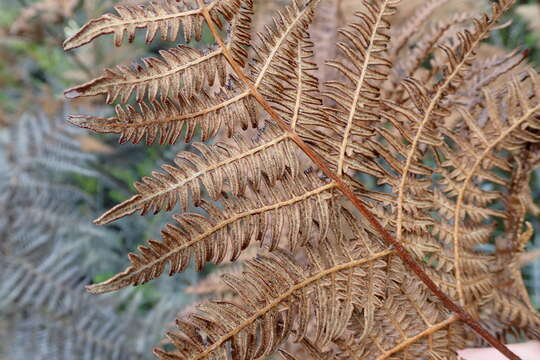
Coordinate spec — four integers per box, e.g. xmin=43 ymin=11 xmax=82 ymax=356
xmin=64 ymin=0 xmax=540 ymax=359
xmin=11 ymin=0 xmax=78 ymax=35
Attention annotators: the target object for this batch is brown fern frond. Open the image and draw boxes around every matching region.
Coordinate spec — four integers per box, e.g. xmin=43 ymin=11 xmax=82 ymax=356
xmin=320 ymin=0 xmax=399 ymax=175
xmin=488 ymin=291 xmax=540 ymax=339
xmin=434 ymin=222 xmax=495 ymax=249
xmin=280 ymin=338 xmax=336 ymax=360
xmin=458 ymin=49 xmax=527 ymax=108
xmin=248 ymin=1 xmax=320 ymax=129
xmin=64 ymin=1 xmax=253 ymax=103
xmin=382 ymin=0 xmax=516 ymax=267
xmin=435 ymin=70 xmax=540 ymax=304
xmin=87 ymin=172 xmax=338 ymax=293
xmin=65 ymin=45 xmax=229 ymax=103
xmin=155 ymin=235 xmax=392 ymax=360
xmin=68 ymin=87 xmax=258 ymax=144
xmin=388 ymin=12 xmax=473 ymax=100
xmin=389 ymin=0 xmax=451 ymax=59
xmin=341 ymin=315 xmax=462 ymax=359
xmin=95 ymin=123 xmax=297 ymax=224
xmin=63 ymin=0 xmax=242 ymax=50
xmin=66 ymin=0 xmax=319 ymax=144
xmin=486 ymin=219 xmax=540 ymax=338
xmin=338 ymin=258 xmax=464 ymax=359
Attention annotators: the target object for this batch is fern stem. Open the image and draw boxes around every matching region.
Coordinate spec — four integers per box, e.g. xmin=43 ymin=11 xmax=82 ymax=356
xmin=198 ymin=1 xmax=521 ymax=359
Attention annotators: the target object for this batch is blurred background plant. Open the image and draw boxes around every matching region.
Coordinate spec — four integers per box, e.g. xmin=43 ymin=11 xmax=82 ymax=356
xmin=0 ymin=0 xmax=539 ymax=358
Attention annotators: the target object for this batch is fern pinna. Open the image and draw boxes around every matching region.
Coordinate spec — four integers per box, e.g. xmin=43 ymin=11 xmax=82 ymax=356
xmin=63 ymin=0 xmax=540 ymax=359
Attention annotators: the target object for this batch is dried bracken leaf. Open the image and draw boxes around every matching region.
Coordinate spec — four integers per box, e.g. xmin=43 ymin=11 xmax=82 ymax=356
xmin=64 ymin=0 xmax=239 ymax=50
xmin=87 ymin=172 xmax=338 ymax=294
xmin=94 ymin=123 xmax=296 ymax=224
xmin=64 ymin=0 xmax=252 ymax=103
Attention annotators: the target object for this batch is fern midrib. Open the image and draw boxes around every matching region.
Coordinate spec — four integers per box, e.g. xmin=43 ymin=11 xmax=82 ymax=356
xmin=190 ymin=249 xmax=394 ymax=360
xmin=337 ymin=0 xmax=389 ymax=175
xmin=198 ymin=1 xmax=519 ymax=357
xmin=291 ymin=43 xmax=304 ymax=129
xmin=96 ymin=134 xmax=289 ymax=224
xmin=452 ymin=103 xmax=540 ymax=308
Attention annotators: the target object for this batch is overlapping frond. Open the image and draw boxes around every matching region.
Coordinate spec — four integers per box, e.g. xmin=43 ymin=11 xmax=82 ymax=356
xmin=337 ymin=287 xmax=462 ymax=359
xmin=248 ymin=0 xmax=321 ymax=129
xmin=485 ymin=223 xmax=540 ymax=339
xmin=368 ymin=0 xmax=518 ymax=264
xmin=435 ymin=70 xmax=540 ymax=305
xmin=389 ymin=0 xmax=451 ymax=59
xmin=321 ymin=232 xmax=463 ymax=359
xmin=156 ymin=232 xmax=391 ymax=360
xmin=95 ymin=123 xmax=298 ymax=224
xmin=65 ymin=0 xmax=252 ymax=104
xmin=69 ymin=88 xmax=258 ymax=144
xmin=66 ymin=0 xmax=321 ymax=145
xmin=388 ymin=12 xmax=473 ymax=100
xmin=88 ymin=172 xmax=338 ymax=294
xmin=457 ymin=49 xmax=527 ymax=109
